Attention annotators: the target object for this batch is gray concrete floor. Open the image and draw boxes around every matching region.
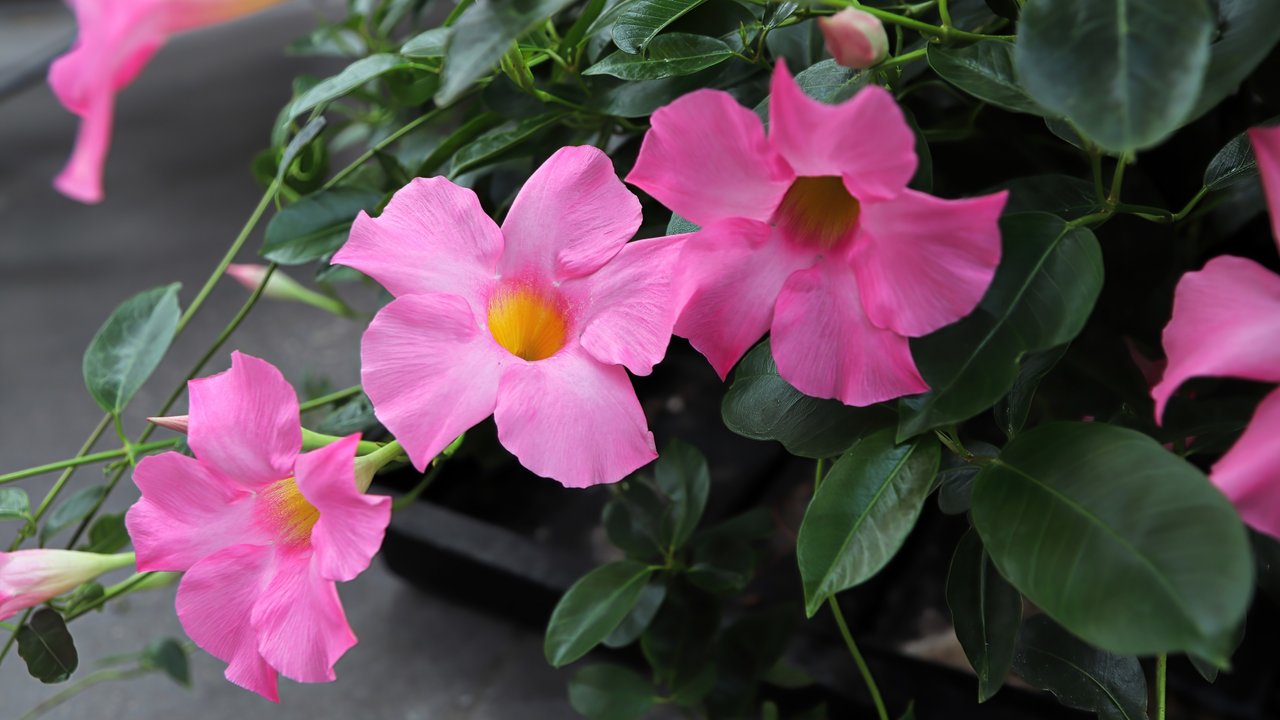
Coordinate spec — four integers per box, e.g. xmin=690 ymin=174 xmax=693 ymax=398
xmin=0 ymin=3 xmax=579 ymax=717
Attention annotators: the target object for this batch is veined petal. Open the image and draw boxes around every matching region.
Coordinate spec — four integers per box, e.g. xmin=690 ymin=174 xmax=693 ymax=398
xmin=1152 ymin=256 xmax=1280 ymax=419
xmin=295 ymin=436 xmax=391 ymax=583
xmin=1249 ymin=126 xmax=1280 ymax=247
xmin=1213 ymin=387 xmax=1280 ymax=539
xmin=251 ymin=552 xmax=356 ymax=685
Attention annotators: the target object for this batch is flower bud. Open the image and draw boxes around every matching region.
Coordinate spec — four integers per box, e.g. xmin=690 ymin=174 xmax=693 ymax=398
xmin=0 ymin=550 xmax=135 ymax=620
xmin=226 ymin=264 xmax=354 ymax=317
xmin=819 ymin=8 xmax=890 ymax=69
xmin=148 ymin=415 xmax=189 ymax=434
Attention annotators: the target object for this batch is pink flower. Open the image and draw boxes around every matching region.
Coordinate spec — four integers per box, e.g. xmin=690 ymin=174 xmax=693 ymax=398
xmin=332 ymin=146 xmax=683 ymax=488
xmin=819 ymin=9 xmax=890 ymax=69
xmin=1152 ymin=125 xmax=1280 ymax=538
xmin=49 ymin=0 xmax=283 ymax=203
xmin=626 ymin=62 xmax=1007 ymax=406
xmin=126 ymin=352 xmax=390 ymax=701
xmin=0 ymin=550 xmax=135 ymax=620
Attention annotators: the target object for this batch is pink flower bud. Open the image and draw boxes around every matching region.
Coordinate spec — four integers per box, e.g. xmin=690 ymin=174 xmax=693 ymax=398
xmin=0 ymin=550 xmax=135 ymax=620
xmin=148 ymin=415 xmax=190 ymax=434
xmin=226 ymin=264 xmax=353 ymax=317
xmin=819 ymin=8 xmax=890 ymax=69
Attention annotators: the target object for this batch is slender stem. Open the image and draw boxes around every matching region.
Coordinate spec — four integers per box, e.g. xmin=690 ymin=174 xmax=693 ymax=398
xmin=937 ymin=0 xmax=953 ymax=28
xmin=1156 ymin=654 xmax=1167 ymax=720
xmin=15 ymin=417 xmax=111 ymax=551
xmin=876 ymin=47 xmax=927 ymax=70
xmin=300 ymin=384 xmax=363 ymax=411
xmin=320 ymin=106 xmax=446 ymax=192
xmin=1106 ymin=155 xmax=1128 ymax=209
xmin=831 ymin=0 xmax=1013 ymax=42
xmin=20 ymin=666 xmax=151 ymax=720
xmin=442 ymin=0 xmax=473 ymax=26
xmin=814 ymin=458 xmax=827 ymax=491
xmin=0 ymin=610 xmax=30 ymax=664
xmin=828 ymin=596 xmax=890 ymax=720
xmin=65 ymin=572 xmax=154 ymax=621
xmin=392 ymin=461 xmax=444 ymax=511
xmin=0 ymin=440 xmax=179 ymax=485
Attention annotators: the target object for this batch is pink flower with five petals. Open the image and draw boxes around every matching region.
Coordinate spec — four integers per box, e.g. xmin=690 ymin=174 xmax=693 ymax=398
xmin=126 ymin=352 xmax=390 ymax=701
xmin=626 ymin=61 xmax=1008 ymax=406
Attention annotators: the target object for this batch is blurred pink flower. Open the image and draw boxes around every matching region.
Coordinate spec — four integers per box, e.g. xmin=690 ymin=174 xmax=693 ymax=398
xmin=0 ymin=550 xmax=134 ymax=620
xmin=819 ymin=8 xmax=889 ymax=69
xmin=126 ymin=352 xmax=390 ymax=701
xmin=48 ymin=0 xmax=283 ymax=203
xmin=627 ymin=62 xmax=1007 ymax=406
xmin=333 ymin=146 xmax=684 ymax=488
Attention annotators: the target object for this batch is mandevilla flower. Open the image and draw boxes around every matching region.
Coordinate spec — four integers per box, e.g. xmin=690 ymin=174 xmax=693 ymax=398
xmin=1152 ymin=125 xmax=1280 ymax=538
xmin=333 ymin=146 xmax=684 ymax=488
xmin=0 ymin=550 xmax=135 ymax=620
xmin=627 ymin=62 xmax=1007 ymax=406
xmin=819 ymin=8 xmax=890 ymax=69
xmin=49 ymin=0 xmax=284 ymax=203
xmin=126 ymin=352 xmax=391 ymax=701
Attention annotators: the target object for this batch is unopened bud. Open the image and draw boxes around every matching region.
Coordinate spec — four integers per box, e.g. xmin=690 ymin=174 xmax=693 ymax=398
xmin=148 ymin=415 xmax=189 ymax=434
xmin=226 ymin=264 xmax=353 ymax=317
xmin=819 ymin=9 xmax=889 ymax=70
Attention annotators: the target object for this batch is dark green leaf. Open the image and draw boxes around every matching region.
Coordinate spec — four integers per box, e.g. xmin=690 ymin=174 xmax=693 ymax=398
xmin=590 ymin=71 xmax=711 ymax=117
xmin=797 ymin=429 xmax=940 ymax=616
xmin=755 ymin=59 xmax=868 ymax=119
xmin=569 ymin=664 xmax=655 ymax=720
xmin=450 ymin=113 xmax=565 ymax=176
xmin=972 ymin=422 xmax=1252 ymax=660
xmin=1012 ymin=615 xmax=1146 ymax=720
xmin=993 ymin=344 xmax=1068 ymax=439
xmin=143 ymin=638 xmax=191 ymax=687
xmin=545 ymin=560 xmax=655 ymax=666
xmin=262 ymin=188 xmax=382 ymax=265
xmin=400 ymin=27 xmax=452 ymax=59
xmin=83 ymin=284 xmax=181 ymax=415
xmin=928 ymin=40 xmax=1044 ymax=115
xmin=1204 ymin=128 xmax=1258 ymax=192
xmin=603 ymin=579 xmax=667 ymax=648
xmin=1190 ymin=617 xmax=1245 ymax=683
xmin=947 ymin=529 xmax=1022 ymax=702
xmin=283 ymin=54 xmax=409 ymax=126
xmin=17 ymin=609 xmax=78 ymax=683
xmin=0 ymin=488 xmax=31 ymax=521
xmin=1015 ymin=0 xmax=1214 ymax=152
xmin=654 ymin=440 xmax=710 ymax=551
xmin=612 ymin=0 xmax=709 ymax=54
xmin=996 ymin=174 xmax=1100 ymax=220
xmin=436 ymin=0 xmax=577 ymax=105
xmin=666 ymin=212 xmax=699 ymax=235
xmin=585 ymin=32 xmax=732 ymax=79
xmin=275 ymin=116 xmax=326 ymax=186
xmin=41 ymin=485 xmax=106 ymax=544
xmin=1189 ymin=0 xmax=1280 ymax=119
xmin=82 ymin=513 xmax=129 ymax=554
xmin=603 ymin=477 xmax=666 ymax=560
xmin=898 ymin=701 xmax=916 ymax=720
xmin=641 ymin=582 xmax=719 ymax=701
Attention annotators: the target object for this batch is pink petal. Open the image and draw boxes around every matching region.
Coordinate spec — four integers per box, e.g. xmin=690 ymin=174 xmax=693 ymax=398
xmin=767 ymin=61 xmax=916 ymax=201
xmin=500 ymin=146 xmax=642 ymax=281
xmin=852 ymin=189 xmax=1007 ymax=337
xmin=187 ymin=352 xmax=300 ymax=487
xmin=50 ymin=88 xmax=114 ymax=204
xmin=772 ymin=260 xmax=928 ymax=406
xmin=361 ymin=293 xmax=503 ymax=471
xmin=494 ymin=346 xmax=657 ymax=488
xmin=175 ymin=544 xmax=278 ymax=702
xmin=332 ymin=177 xmax=503 ymax=299
xmin=161 ymin=0 xmax=286 ymax=33
xmin=564 ymin=235 xmax=687 ymax=376
xmin=674 ymin=219 xmax=814 ymax=379
xmin=1249 ymin=126 xmax=1280 ymax=247
xmin=251 ymin=552 xmax=356 ymax=685
xmin=626 ymin=90 xmax=794 ymax=227
xmin=294 ymin=435 xmax=392 ymax=583
xmin=1152 ymin=256 xmax=1280 ymax=419
xmin=1213 ymin=386 xmax=1280 ymax=538
xmin=127 ymin=452 xmax=265 ymax=572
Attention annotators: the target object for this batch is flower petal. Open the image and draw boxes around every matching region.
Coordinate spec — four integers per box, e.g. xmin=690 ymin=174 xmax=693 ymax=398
xmin=1249 ymin=125 xmax=1280 ymax=247
xmin=494 ymin=347 xmax=656 ymax=488
xmin=361 ymin=293 xmax=502 ymax=471
xmin=853 ymin=189 xmax=1007 ymax=337
xmin=187 ymin=352 xmax=300 ymax=487
xmin=1213 ymin=387 xmax=1280 ymax=539
xmin=772 ymin=260 xmax=928 ymax=406
xmin=332 ymin=177 xmax=503 ymax=299
xmin=566 ymin=234 xmax=687 ymax=376
xmin=500 ymin=146 xmax=642 ymax=281
xmin=251 ymin=553 xmax=356 ymax=685
xmin=295 ymin=436 xmax=392 ymax=583
xmin=626 ymin=89 xmax=793 ymax=226
xmin=127 ymin=452 xmax=264 ymax=572
xmin=175 ymin=544 xmax=278 ymax=702
xmin=1152 ymin=256 xmax=1280 ymax=419
xmin=767 ymin=61 xmax=916 ymax=201
xmin=674 ymin=219 xmax=813 ymax=379
xmin=161 ymin=0 xmax=286 ymax=33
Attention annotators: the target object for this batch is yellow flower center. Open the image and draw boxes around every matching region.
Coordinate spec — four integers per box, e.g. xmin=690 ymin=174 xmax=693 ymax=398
xmin=774 ymin=176 xmax=861 ymax=251
xmin=487 ymin=285 xmax=568 ymax=361
xmin=261 ymin=477 xmax=320 ymax=546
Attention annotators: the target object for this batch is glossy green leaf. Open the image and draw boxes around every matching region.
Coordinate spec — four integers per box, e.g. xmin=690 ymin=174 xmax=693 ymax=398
xmin=755 ymin=59 xmax=868 ymax=119
xmin=723 ymin=341 xmax=893 ymax=458
xmin=284 ymin=54 xmax=409 ymax=125
xmin=41 ymin=485 xmax=106 ymax=544
xmin=143 ymin=638 xmax=191 ymax=687
xmin=797 ymin=429 xmax=940 ymax=616
xmin=928 ymin=41 xmax=1044 ymax=115
xmin=436 ymin=0 xmax=577 ymax=105
xmin=996 ymin=174 xmax=1100 ymax=220
xmin=1012 ymin=615 xmax=1146 ymax=720
xmin=1015 ymin=0 xmax=1214 ymax=152
xmin=972 ymin=422 xmax=1252 ymax=660
xmin=947 ymin=529 xmax=1022 ymax=702
xmin=82 ymin=513 xmax=129 ymax=554
xmin=603 ymin=477 xmax=666 ymax=560
xmin=83 ymin=284 xmax=181 ymax=415
xmin=17 ymin=609 xmax=78 ymax=684
xmin=261 ymin=188 xmax=382 ymax=265
xmin=400 ymin=27 xmax=452 ymax=58
xmin=0 ymin=488 xmax=31 ymax=521
xmin=612 ymin=0 xmax=709 ymax=54
xmin=585 ymin=32 xmax=732 ymax=79
xmin=1203 ymin=128 xmax=1259 ymax=192
xmin=275 ymin=116 xmax=326 ymax=186
xmin=1189 ymin=0 xmax=1280 ymax=120
xmin=450 ymin=113 xmax=565 ymax=175
xmin=993 ymin=344 xmax=1068 ymax=439
xmin=545 ymin=560 xmax=655 ymax=667
xmin=603 ymin=579 xmax=667 ymax=648
xmin=654 ymin=440 xmax=710 ymax=551
xmin=589 ymin=71 xmax=711 ymax=117
xmin=569 ymin=664 xmax=655 ymax=720
xmin=1190 ymin=617 xmax=1245 ymax=683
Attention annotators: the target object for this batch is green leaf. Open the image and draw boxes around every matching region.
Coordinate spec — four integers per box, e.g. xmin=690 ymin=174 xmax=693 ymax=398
xmin=450 ymin=113 xmax=565 ymax=176
xmin=603 ymin=579 xmax=667 ymax=648
xmin=898 ymin=213 xmax=1102 ymax=439
xmin=283 ymin=54 xmax=409 ymax=127
xmin=612 ymin=0 xmax=709 ymax=54
xmin=723 ymin=341 xmax=893 ymax=458
xmin=996 ymin=174 xmax=1100 ymax=220
xmin=275 ymin=115 xmax=326 ymax=186
xmin=568 ymin=664 xmax=655 ymax=720
xmin=62 ymin=582 xmax=104 ymax=617
xmin=653 ymin=440 xmax=710 ymax=551
xmin=603 ymin=477 xmax=666 ymax=560
xmin=82 ymin=513 xmax=129 ymax=554
xmin=1189 ymin=0 xmax=1280 ymax=120
xmin=755 ymin=59 xmax=868 ymax=119
xmin=946 ymin=529 xmax=1022 ymax=702
xmin=545 ymin=560 xmax=655 ymax=666
xmin=993 ymin=344 xmax=1068 ymax=439
xmin=261 ymin=187 xmax=382 ymax=265
xmin=1015 ymin=0 xmax=1214 ymax=152
xmin=400 ymin=27 xmax=452 ymax=59
xmin=666 ymin=212 xmax=698 ymax=235
xmin=17 ymin=609 xmax=78 ymax=684
xmin=0 ymin=488 xmax=31 ymax=521
xmin=143 ymin=638 xmax=191 ymax=687
xmin=436 ymin=0 xmax=577 ymax=105
xmin=1012 ymin=615 xmax=1146 ymax=720
xmin=1203 ymin=128 xmax=1259 ymax=192
xmin=585 ymin=32 xmax=732 ymax=79
xmin=641 ymin=582 xmax=719 ymax=701
xmin=83 ymin=284 xmax=181 ymax=415
xmin=928 ymin=41 xmax=1045 ymax=115
xmin=41 ymin=485 xmax=106 ymax=544
xmin=972 ymin=422 xmax=1252 ymax=660
xmin=797 ymin=429 xmax=940 ymax=616
xmin=589 ymin=71 xmax=711 ymax=118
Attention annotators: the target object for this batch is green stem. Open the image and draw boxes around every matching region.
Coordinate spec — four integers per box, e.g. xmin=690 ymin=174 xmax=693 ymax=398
xmin=814 ymin=457 xmax=827 ymax=491
xmin=20 ymin=666 xmax=151 ymax=720
xmin=937 ymin=0 xmax=953 ymax=28
xmin=1156 ymin=654 xmax=1167 ymax=720
xmin=0 ymin=440 xmax=179 ymax=485
xmin=300 ymin=384 xmax=363 ymax=411
xmin=300 ymin=428 xmax=383 ymax=455
xmin=442 ymin=0 xmax=473 ymax=26
xmin=16 ymin=417 xmax=111 ymax=551
xmin=392 ymin=461 xmax=445 ymax=511
xmin=354 ymin=439 xmax=405 ymax=493
xmin=1106 ymin=154 xmax=1128 ymax=209
xmin=828 ymin=596 xmax=890 ymax=720
xmin=832 ymin=0 xmax=1013 ymax=42
xmin=65 ymin=572 xmax=155 ymax=621
xmin=320 ymin=106 xmax=447 ymax=192
xmin=876 ymin=47 xmax=927 ymax=70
